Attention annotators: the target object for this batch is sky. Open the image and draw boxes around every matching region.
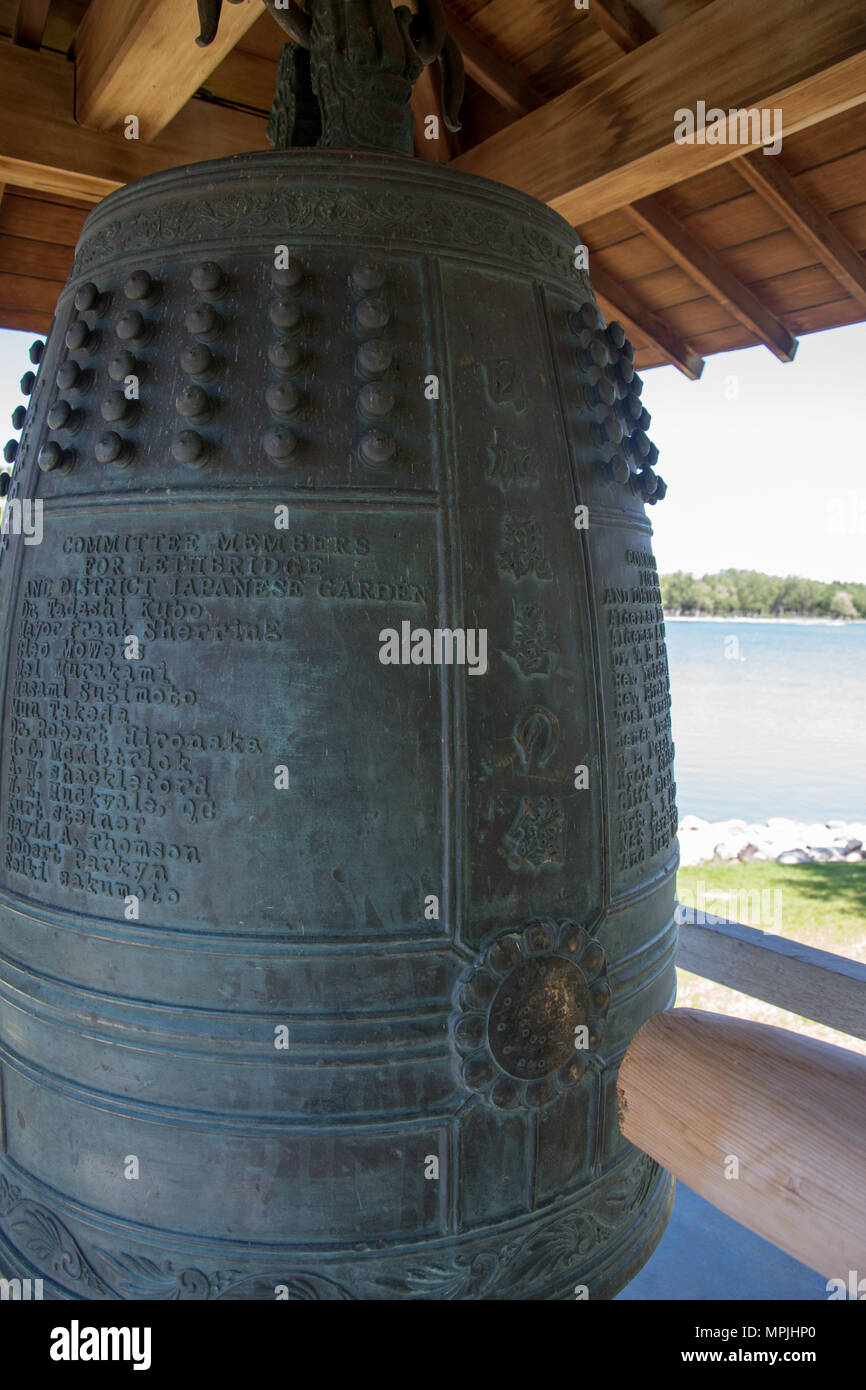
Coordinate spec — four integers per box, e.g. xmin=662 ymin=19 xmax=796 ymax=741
xmin=2 ymin=317 xmax=865 ymax=585
xmin=638 ymin=320 xmax=866 ymax=585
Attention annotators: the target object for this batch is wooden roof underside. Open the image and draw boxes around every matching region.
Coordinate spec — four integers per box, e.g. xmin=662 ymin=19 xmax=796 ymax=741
xmin=1 ymin=0 xmax=866 ymax=376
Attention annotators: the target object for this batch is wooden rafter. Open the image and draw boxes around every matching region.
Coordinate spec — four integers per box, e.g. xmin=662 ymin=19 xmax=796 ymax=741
xmin=588 ymin=0 xmax=840 ymax=353
xmin=591 ymin=265 xmax=705 ymax=380
xmin=455 ymin=0 xmax=854 ymax=363
xmin=74 ymin=0 xmax=263 ymax=142
xmin=0 ymin=45 xmax=267 ymax=203
xmin=737 ymin=152 xmax=866 ymax=313
xmin=451 ymin=0 xmax=866 ymax=223
xmin=628 ymin=195 xmax=798 ymax=361
xmin=585 ymin=0 xmax=656 ymax=54
xmin=411 ymin=65 xmax=456 ymax=163
xmin=445 ymin=11 xmax=543 ymax=117
xmin=13 ymin=0 xmax=51 ymax=50
xmin=444 ymin=6 xmax=702 ymax=373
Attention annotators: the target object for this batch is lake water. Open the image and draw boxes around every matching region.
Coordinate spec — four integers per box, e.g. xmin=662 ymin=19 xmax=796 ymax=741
xmin=664 ymin=618 xmax=866 ymax=821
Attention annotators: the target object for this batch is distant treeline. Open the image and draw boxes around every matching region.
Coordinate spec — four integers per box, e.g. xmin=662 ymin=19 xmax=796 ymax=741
xmin=660 ymin=569 xmax=866 ymax=619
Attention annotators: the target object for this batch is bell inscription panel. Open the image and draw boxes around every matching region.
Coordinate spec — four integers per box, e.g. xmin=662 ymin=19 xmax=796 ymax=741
xmin=599 ymin=542 xmax=677 ymax=883
xmin=1 ymin=504 xmax=445 ymax=938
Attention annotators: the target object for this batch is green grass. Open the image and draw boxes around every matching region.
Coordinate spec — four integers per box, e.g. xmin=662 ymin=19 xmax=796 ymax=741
xmin=676 ymin=861 xmax=866 ymax=953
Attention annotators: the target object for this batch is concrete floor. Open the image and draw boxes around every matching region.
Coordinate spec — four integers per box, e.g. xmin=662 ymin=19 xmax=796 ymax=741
xmin=616 ymin=1183 xmax=829 ymax=1300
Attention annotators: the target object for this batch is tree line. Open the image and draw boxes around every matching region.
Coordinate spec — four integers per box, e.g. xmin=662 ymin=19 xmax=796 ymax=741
xmin=660 ymin=569 xmax=866 ymax=619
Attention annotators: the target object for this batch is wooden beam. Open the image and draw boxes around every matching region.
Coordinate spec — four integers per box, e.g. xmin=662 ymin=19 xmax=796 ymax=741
xmin=0 ymin=44 xmax=268 ymax=203
xmin=445 ymin=11 xmax=543 ymax=118
xmin=74 ymin=0 xmax=264 ymax=142
xmin=13 ymin=0 xmax=51 ymax=50
xmin=450 ymin=0 xmax=866 ymax=223
xmin=677 ymin=909 xmax=866 ymax=1043
xmin=411 ymin=64 xmax=455 ymax=162
xmin=586 ymin=0 xmax=656 ymax=54
xmin=738 ymin=150 xmax=866 ymax=313
xmin=628 ymin=195 xmax=797 ymax=360
xmin=590 ymin=264 xmax=704 ymax=378
xmin=619 ymin=1009 xmax=866 ymax=1279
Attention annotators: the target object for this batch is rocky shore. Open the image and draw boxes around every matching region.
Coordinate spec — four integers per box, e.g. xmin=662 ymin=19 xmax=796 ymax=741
xmin=678 ymin=816 xmax=866 ymax=866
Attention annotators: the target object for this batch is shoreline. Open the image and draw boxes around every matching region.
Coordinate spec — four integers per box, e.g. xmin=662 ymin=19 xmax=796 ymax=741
xmin=663 ymin=614 xmax=865 ymax=625
xmin=677 ymin=815 xmax=866 ymax=866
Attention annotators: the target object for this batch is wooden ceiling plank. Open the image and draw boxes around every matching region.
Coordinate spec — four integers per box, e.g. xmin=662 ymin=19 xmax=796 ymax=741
xmin=0 ymin=308 xmax=53 ymax=333
xmin=649 ymin=164 xmax=757 ymax=221
xmin=737 ymin=150 xmax=866 ymax=312
xmin=684 ymin=324 xmax=759 ymax=356
xmin=718 ymin=229 xmax=822 ymax=284
xmin=1 ymin=185 xmax=96 ymax=212
xmin=445 ymin=11 xmax=543 ymax=116
xmin=796 ymin=149 xmax=866 ymax=217
xmin=13 ymin=0 xmax=51 ymax=50
xmin=73 ymin=0 xmax=264 ymax=141
xmin=831 ymin=204 xmax=866 ymax=246
xmin=0 ymin=44 xmax=267 ymax=203
xmin=777 ymin=104 xmax=866 ymax=175
xmin=0 ymin=191 xmax=89 ymax=245
xmin=618 ymin=267 xmax=729 ymax=317
xmin=745 ymin=264 xmax=852 ymax=316
xmin=590 ymin=264 xmax=705 ymax=377
xmin=675 ymin=193 xmax=782 ymax=252
xmin=451 ymin=0 xmax=866 ymax=223
xmin=628 ymin=194 xmax=798 ymax=359
xmin=622 ymin=274 xmax=735 ymax=327
xmin=589 ymin=233 xmax=671 ymax=279
xmin=587 ymin=0 xmax=657 ymax=54
xmin=0 ymin=269 xmax=64 ymax=313
xmin=660 ymin=295 xmax=752 ymax=338
xmin=788 ymin=298 xmax=864 ymax=334
xmin=0 ymin=230 xmax=75 ymax=280
xmin=578 ymin=209 xmax=645 ymax=248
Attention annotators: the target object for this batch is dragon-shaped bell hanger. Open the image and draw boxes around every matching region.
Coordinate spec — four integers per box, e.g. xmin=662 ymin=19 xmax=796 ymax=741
xmin=195 ymin=0 xmax=464 ymax=155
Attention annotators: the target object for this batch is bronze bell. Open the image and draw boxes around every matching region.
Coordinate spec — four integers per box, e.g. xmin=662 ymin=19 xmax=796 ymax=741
xmin=0 ymin=0 xmax=676 ymax=1300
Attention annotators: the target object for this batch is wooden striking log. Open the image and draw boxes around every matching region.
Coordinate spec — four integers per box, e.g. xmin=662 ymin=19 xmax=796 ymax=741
xmin=618 ymin=1008 xmax=866 ymax=1279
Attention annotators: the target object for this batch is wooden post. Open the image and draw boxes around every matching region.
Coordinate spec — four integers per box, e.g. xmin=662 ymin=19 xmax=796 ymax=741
xmin=618 ymin=1008 xmax=866 ymax=1279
